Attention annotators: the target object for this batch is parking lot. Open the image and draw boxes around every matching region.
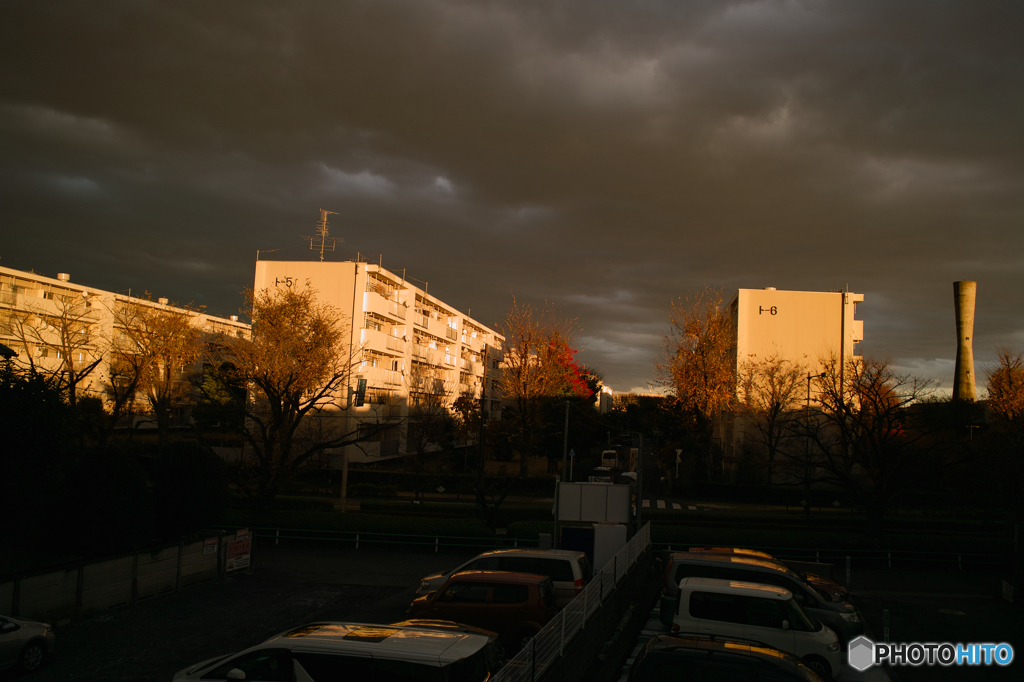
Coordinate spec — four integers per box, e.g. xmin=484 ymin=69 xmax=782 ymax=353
xmin=5 ymin=543 xmax=1020 ymax=682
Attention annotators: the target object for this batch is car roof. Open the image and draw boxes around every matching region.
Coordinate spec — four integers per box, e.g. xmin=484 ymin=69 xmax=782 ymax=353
xmin=643 ymin=634 xmax=806 ymax=669
xmin=476 ymin=548 xmax=584 ymax=560
xmin=265 ymin=622 xmax=490 ymax=662
xmin=679 ymin=577 xmax=792 ymax=599
xmin=669 ymin=551 xmax=790 ymax=573
xmin=688 ymin=546 xmax=775 ymax=560
xmin=449 ymin=570 xmax=550 ymax=584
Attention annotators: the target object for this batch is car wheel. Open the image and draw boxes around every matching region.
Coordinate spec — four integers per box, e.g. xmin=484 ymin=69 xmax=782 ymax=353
xmin=802 ymin=655 xmax=832 ymax=681
xmin=19 ymin=640 xmax=47 ymax=673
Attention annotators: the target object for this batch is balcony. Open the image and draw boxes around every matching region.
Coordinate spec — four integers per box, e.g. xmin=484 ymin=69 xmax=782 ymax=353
xmin=381 ymin=369 xmax=402 ymax=386
xmin=386 ymin=336 xmax=405 ymax=353
xmin=445 ymin=327 xmax=458 ymax=341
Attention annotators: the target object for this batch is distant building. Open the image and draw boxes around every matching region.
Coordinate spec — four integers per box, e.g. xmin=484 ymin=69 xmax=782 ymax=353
xmin=0 ymin=264 xmax=250 ymax=425
xmin=731 ymin=287 xmax=864 ymax=399
xmin=723 ymin=287 xmax=865 ymax=476
xmin=254 ymin=259 xmax=504 ymax=464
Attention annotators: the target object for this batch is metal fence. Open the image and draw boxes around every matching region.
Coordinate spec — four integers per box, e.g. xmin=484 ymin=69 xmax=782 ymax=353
xmin=492 ymin=523 xmax=651 ymax=682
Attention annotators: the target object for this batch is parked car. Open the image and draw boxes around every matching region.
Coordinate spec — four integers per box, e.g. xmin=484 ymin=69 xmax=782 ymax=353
xmin=172 ymin=621 xmax=496 ymax=681
xmin=408 ymin=571 xmax=558 ymax=653
xmin=0 ymin=615 xmax=55 ymax=674
xmin=672 ymin=577 xmax=841 ymax=680
xmin=628 ymin=633 xmax=824 ymax=682
xmin=659 ymin=553 xmax=863 ymax=642
xmin=389 ymin=619 xmax=507 ymax=673
xmin=687 ymin=547 xmax=849 ymax=600
xmin=417 ymin=548 xmax=593 ymax=608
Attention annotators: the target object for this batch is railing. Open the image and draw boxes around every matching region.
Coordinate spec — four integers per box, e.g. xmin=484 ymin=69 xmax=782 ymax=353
xmin=446 ymin=327 xmax=458 ymax=340
xmin=386 ymin=336 xmax=405 ymax=353
xmin=492 ymin=524 xmax=651 ymax=682
xmin=388 ymin=302 xmax=407 ymax=320
xmin=381 ymin=370 xmax=402 ymax=386
xmin=415 ymin=313 xmax=429 ymax=328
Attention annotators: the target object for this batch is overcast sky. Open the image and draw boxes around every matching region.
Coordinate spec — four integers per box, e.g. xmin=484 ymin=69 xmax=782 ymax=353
xmin=2 ymin=1 xmax=1021 ymax=393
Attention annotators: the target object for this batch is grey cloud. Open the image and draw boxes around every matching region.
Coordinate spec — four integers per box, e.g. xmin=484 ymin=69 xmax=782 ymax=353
xmin=1 ymin=0 xmax=1022 ymax=391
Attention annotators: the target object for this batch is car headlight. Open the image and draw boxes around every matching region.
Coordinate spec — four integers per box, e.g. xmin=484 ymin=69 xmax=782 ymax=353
xmin=827 ymin=642 xmax=840 ymax=652
xmin=840 ymin=612 xmax=860 ymax=623
xmin=419 ymin=581 xmax=431 ymax=592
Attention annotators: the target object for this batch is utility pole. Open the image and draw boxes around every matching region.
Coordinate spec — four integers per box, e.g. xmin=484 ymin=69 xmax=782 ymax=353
xmin=555 ymin=401 xmax=569 ymax=548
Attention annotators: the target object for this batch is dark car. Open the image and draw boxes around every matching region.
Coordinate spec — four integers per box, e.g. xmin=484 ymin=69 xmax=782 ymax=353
xmin=659 ymin=553 xmax=864 ymax=643
xmin=628 ymin=634 xmax=824 ymax=682
xmin=408 ymin=571 xmax=558 ymax=654
xmin=687 ymin=547 xmax=849 ymax=601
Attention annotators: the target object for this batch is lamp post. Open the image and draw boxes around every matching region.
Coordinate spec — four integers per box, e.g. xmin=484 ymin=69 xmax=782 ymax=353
xmin=803 ymin=372 xmax=827 ymax=515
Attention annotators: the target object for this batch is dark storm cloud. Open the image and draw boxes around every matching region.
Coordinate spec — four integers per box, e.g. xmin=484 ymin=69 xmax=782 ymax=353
xmin=2 ymin=0 xmax=1022 ymax=392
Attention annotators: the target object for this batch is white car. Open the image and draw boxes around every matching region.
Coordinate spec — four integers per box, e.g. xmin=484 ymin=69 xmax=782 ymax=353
xmin=172 ymin=621 xmax=498 ymax=681
xmin=672 ymin=577 xmax=841 ymax=680
xmin=0 ymin=614 xmax=55 ymax=674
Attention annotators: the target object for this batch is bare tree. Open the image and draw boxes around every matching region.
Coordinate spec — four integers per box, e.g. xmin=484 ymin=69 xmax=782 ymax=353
xmin=795 ymin=355 xmax=935 ymax=526
xmin=737 ymin=352 xmax=806 ymax=485
xmin=496 ymin=298 xmax=581 ymax=478
xmin=405 ymin=360 xmax=458 ymax=472
xmin=657 ymin=287 xmax=736 ymax=480
xmin=214 ymin=286 xmax=398 ymax=517
xmin=9 ymin=293 xmax=104 ymax=407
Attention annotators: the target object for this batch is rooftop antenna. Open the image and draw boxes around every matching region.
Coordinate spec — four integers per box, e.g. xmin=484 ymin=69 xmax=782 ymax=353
xmin=305 ymin=209 xmax=339 ymax=261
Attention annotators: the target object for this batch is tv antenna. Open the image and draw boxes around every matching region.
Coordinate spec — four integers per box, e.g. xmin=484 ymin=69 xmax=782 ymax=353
xmin=305 ymin=209 xmax=339 ymax=261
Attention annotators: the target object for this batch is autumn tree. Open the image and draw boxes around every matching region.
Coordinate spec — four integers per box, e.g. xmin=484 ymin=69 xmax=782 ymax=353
xmin=737 ymin=352 xmax=806 ymax=485
xmin=9 ymin=292 xmax=104 ymax=408
xmin=496 ymin=299 xmax=583 ymax=478
xmin=987 ymin=348 xmax=1024 ymax=426
xmin=657 ymin=287 xmax=736 ymax=480
xmin=212 ymin=286 xmax=396 ymax=516
xmin=795 ymin=355 xmax=935 ymax=526
xmin=107 ymin=296 xmax=204 ymax=447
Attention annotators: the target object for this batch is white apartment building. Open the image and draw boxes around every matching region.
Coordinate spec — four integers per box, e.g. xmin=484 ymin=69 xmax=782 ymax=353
xmin=0 ymin=265 xmax=251 ymax=424
xmin=723 ymin=287 xmax=865 ymax=472
xmin=731 ymin=287 xmax=864 ymax=386
xmin=253 ymin=259 xmax=504 ymax=464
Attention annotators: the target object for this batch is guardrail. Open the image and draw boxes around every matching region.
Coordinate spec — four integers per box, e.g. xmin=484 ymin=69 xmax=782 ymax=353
xmin=492 ymin=524 xmax=651 ymax=682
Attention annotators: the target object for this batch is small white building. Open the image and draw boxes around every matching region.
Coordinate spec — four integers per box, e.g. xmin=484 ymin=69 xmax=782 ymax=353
xmin=253 ymin=259 xmax=504 ymax=464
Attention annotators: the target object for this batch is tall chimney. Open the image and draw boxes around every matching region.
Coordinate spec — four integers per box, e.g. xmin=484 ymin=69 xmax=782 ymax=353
xmin=953 ymin=281 xmax=977 ymax=402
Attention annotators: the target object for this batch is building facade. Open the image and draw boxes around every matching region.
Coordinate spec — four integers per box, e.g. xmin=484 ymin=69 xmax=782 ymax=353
xmin=253 ymin=259 xmax=504 ymax=464
xmin=0 ymin=265 xmax=251 ymax=426
xmin=723 ymin=287 xmax=865 ymax=475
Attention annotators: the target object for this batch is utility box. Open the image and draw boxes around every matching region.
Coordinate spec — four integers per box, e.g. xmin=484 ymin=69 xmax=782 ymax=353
xmin=593 ymin=523 xmax=628 ymax=571
xmin=557 ymin=482 xmax=631 ymax=524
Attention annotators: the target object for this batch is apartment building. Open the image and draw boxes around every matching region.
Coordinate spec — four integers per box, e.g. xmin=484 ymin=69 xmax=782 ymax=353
xmin=253 ymin=259 xmax=504 ymax=464
xmin=0 ymin=264 xmax=250 ymax=425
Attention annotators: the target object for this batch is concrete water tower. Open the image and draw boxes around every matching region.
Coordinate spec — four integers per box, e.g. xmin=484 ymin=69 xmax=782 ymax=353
xmin=953 ymin=281 xmax=977 ymax=402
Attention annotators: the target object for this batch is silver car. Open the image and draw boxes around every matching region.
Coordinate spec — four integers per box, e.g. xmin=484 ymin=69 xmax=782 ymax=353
xmin=0 ymin=615 xmax=55 ymax=673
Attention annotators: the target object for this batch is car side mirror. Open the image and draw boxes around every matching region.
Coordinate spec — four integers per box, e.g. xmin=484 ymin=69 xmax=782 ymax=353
xmin=782 ymin=620 xmax=790 ymax=630
xmin=227 ymin=669 xmax=246 ymax=680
